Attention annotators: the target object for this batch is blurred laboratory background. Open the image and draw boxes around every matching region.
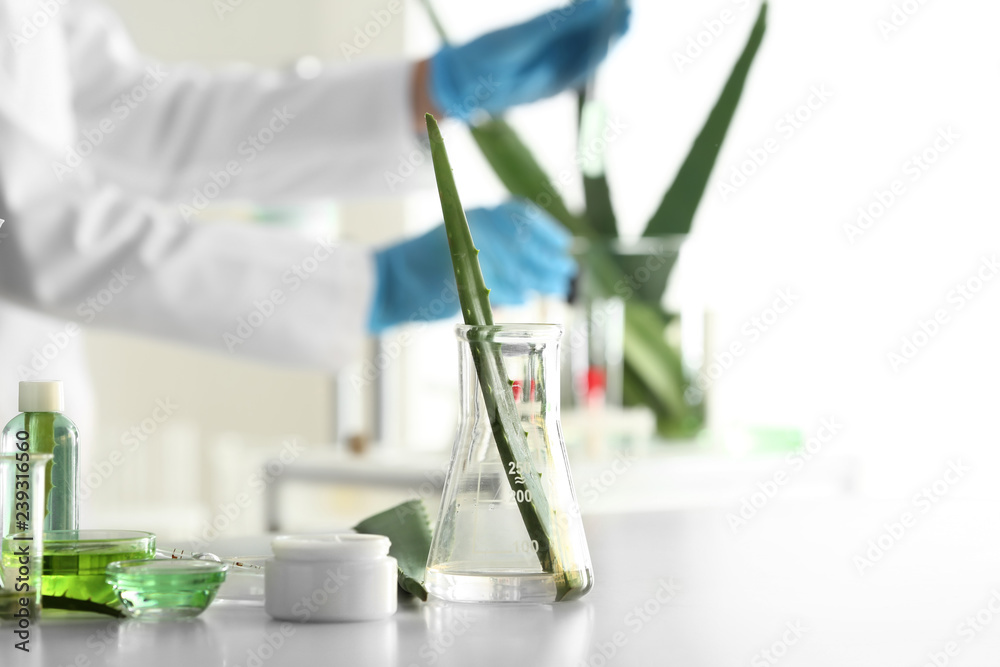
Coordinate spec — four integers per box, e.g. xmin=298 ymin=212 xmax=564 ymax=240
xmin=75 ymin=0 xmax=999 ymax=541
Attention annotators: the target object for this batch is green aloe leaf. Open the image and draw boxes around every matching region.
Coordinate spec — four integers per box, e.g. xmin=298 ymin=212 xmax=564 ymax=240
xmin=426 ymin=113 xmax=578 ymax=600
xmin=642 ymin=2 xmax=768 ymax=237
xmin=42 ymin=595 xmax=124 ymax=618
xmin=416 ymin=0 xmax=763 ymax=438
xmin=583 ymin=175 xmax=618 ymax=238
xmin=577 ymin=90 xmax=618 ymax=238
xmin=354 ymin=499 xmax=433 ymax=600
xmin=469 ymin=120 xmax=588 ymax=238
xmin=415 ymin=0 xmax=451 ymax=46
xmin=622 ymin=301 xmax=687 ymax=418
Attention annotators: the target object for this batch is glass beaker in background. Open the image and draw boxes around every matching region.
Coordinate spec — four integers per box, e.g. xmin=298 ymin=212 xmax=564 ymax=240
xmin=566 ymin=235 xmax=707 ymax=441
xmin=1 ymin=452 xmax=52 ymax=621
xmin=425 ymin=325 xmax=593 ymax=603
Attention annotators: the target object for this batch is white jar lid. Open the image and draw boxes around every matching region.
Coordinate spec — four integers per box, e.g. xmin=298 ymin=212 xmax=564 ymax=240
xmin=271 ymin=533 xmax=390 ymax=562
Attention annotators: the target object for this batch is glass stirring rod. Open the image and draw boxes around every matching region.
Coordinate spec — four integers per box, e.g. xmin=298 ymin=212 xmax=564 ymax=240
xmin=157 ymin=548 xmax=264 ymax=571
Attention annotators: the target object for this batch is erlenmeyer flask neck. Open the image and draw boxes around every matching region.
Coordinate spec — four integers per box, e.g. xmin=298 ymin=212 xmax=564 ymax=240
xmin=456 ymin=324 xmax=562 ymax=427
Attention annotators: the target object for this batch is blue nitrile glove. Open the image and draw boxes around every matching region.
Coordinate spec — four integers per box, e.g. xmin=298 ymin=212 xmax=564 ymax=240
xmin=368 ymin=200 xmax=575 ymax=333
xmin=428 ymin=0 xmax=631 ymax=122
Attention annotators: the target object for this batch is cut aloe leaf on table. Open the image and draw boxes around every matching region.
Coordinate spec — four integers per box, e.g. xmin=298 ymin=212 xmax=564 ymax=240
xmin=426 ymin=113 xmax=576 ymax=600
xmin=354 ymin=499 xmax=433 ymax=600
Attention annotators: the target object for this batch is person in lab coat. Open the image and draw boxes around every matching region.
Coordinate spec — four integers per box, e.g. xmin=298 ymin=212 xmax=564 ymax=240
xmin=0 ymin=0 xmax=630 ymax=427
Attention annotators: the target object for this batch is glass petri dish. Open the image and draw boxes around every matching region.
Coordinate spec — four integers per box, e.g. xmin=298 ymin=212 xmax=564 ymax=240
xmin=106 ymin=559 xmax=228 ymax=620
xmin=41 ymin=530 xmax=156 ymax=607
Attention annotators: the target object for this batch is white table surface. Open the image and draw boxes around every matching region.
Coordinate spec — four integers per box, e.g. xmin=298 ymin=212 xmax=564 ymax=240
xmin=7 ymin=498 xmax=1000 ymax=666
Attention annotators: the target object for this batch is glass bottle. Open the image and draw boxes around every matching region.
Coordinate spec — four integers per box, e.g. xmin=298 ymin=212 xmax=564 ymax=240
xmin=0 ymin=452 xmax=51 ymax=621
xmin=425 ymin=324 xmax=594 ymax=603
xmin=1 ymin=381 xmax=79 ymax=531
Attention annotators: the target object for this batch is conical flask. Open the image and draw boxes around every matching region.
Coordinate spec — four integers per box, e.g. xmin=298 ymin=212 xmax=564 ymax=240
xmin=426 ymin=324 xmax=594 ymax=603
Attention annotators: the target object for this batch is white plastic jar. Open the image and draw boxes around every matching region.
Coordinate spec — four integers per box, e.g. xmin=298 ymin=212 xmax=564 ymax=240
xmin=264 ymin=533 xmax=398 ymax=622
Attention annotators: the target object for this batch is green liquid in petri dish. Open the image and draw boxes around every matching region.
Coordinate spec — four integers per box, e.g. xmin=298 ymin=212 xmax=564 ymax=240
xmin=107 ymin=560 xmax=228 ymax=619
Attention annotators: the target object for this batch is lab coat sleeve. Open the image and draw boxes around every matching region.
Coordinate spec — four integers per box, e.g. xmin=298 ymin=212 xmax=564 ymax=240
xmin=61 ymin=0 xmax=430 ymax=204
xmin=0 ymin=175 xmax=374 ymax=372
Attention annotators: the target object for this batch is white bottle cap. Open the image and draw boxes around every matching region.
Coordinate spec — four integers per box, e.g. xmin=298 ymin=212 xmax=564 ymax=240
xmin=19 ymin=381 xmax=64 ymax=412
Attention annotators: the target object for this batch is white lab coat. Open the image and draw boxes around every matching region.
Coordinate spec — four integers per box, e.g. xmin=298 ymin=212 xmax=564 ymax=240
xmin=0 ymin=0 xmax=428 ymax=423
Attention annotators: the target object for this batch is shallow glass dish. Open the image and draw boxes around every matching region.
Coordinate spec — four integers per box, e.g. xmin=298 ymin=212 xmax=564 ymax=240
xmin=41 ymin=530 xmax=156 ymax=607
xmin=106 ymin=559 xmax=228 ymax=620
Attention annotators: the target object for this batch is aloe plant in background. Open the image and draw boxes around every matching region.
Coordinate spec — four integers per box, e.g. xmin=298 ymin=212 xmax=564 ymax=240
xmin=420 ymin=1 xmax=768 ymax=438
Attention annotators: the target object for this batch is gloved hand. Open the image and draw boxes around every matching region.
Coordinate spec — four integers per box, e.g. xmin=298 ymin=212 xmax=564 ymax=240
xmin=428 ymin=0 xmax=631 ymax=122
xmin=368 ymin=200 xmax=575 ymax=333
